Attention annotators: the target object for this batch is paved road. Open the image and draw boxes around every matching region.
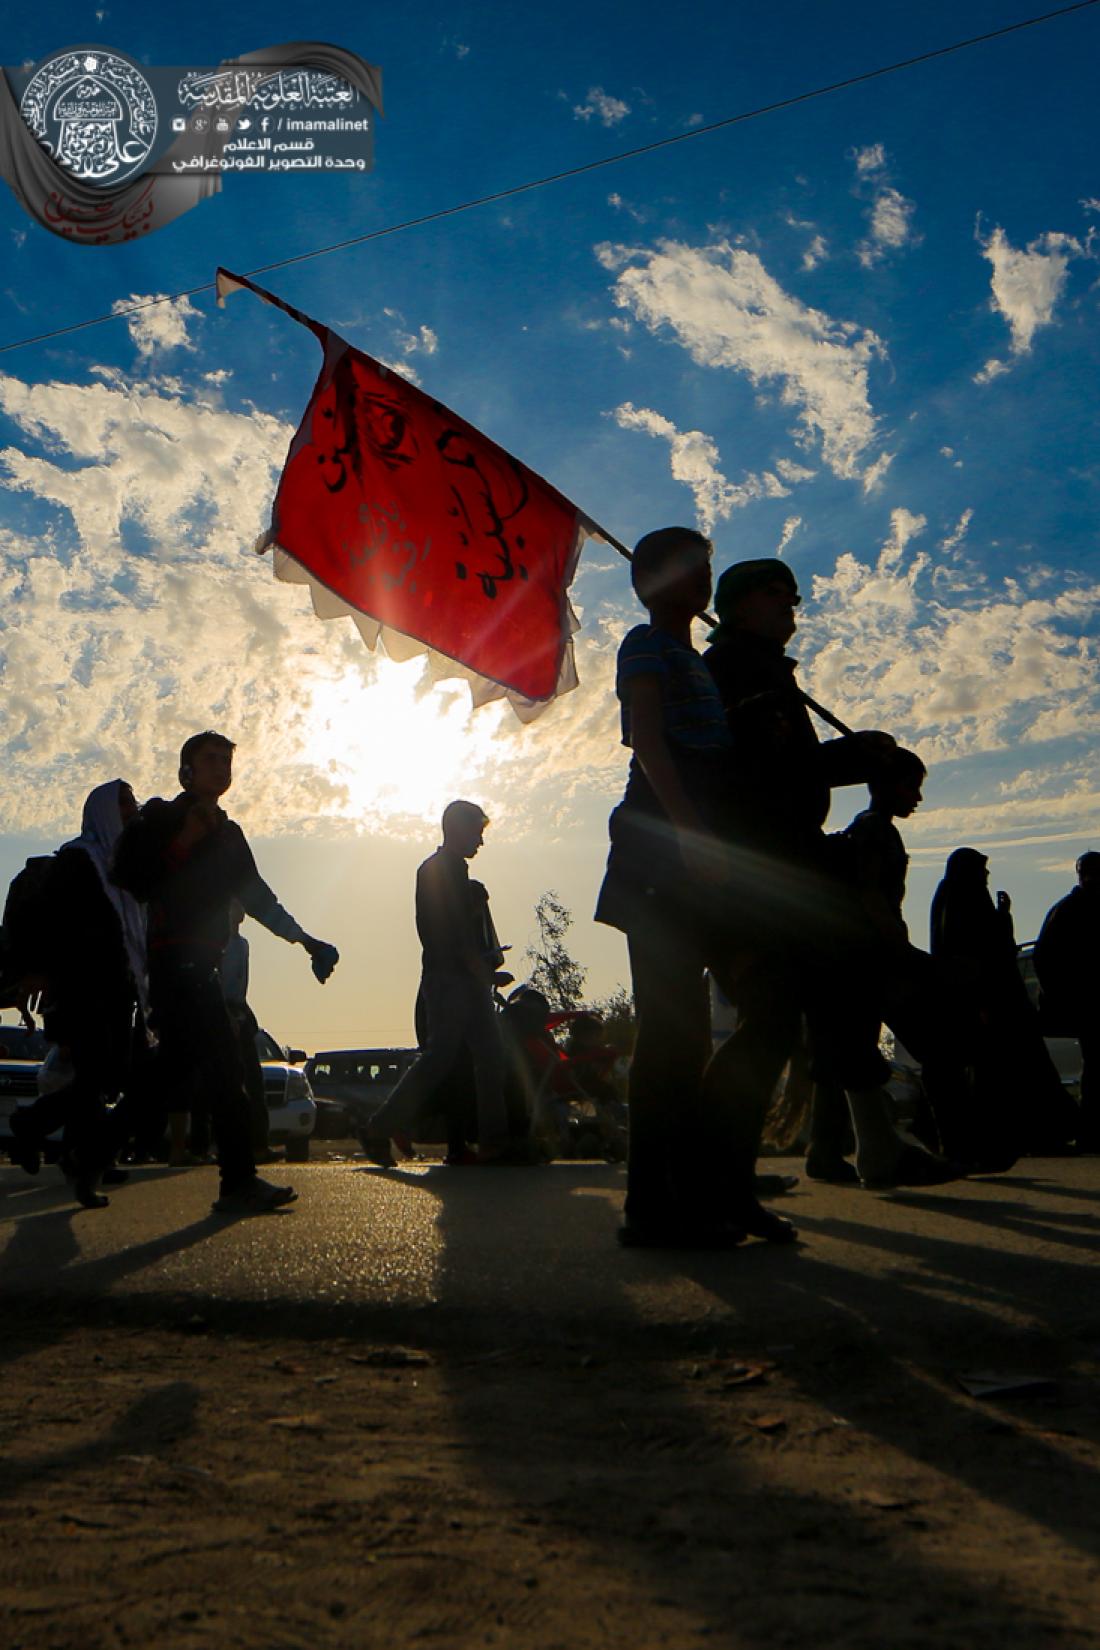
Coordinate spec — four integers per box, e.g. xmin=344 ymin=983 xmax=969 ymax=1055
xmin=2 ymin=1155 xmax=1097 ymax=1352
xmin=3 ymin=1154 xmax=1098 ymax=1650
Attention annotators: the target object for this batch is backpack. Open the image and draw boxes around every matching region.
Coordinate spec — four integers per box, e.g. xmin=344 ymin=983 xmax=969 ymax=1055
xmin=0 ymin=855 xmax=59 ymax=1001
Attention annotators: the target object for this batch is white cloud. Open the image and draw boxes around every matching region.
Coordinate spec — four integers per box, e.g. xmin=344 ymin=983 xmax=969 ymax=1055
xmin=607 ymin=192 xmax=648 ymax=224
xmin=798 ymin=518 xmax=1100 ymax=768
xmin=111 ymin=292 xmax=201 ymax=357
xmin=0 ymin=370 xmax=306 ymax=832
xmin=776 ymin=515 xmax=802 ymax=555
xmin=598 ymin=238 xmax=888 ymax=483
xmin=801 ymin=234 xmax=828 ymax=271
xmin=382 ymin=309 xmax=439 ymax=359
xmin=375 ymin=312 xmax=440 ymax=384
xmin=850 ymin=147 xmax=919 ymax=267
xmin=940 ymin=507 xmax=973 ymax=551
xmin=906 ymin=775 xmax=1100 ymax=859
xmin=573 ymin=87 xmax=630 ymax=126
xmin=880 ymin=506 xmax=927 ymax=566
xmin=611 ymin=402 xmax=800 ymax=532
xmin=775 ymin=457 xmax=815 ymax=483
xmin=1080 ymin=198 xmax=1100 ymax=214
xmin=852 ymin=143 xmax=886 ymax=175
xmin=374 ymin=357 xmax=421 ymax=385
xmin=869 ymin=189 xmax=915 ymax=250
xmin=858 ymin=186 xmax=919 ymax=267
xmin=0 ymin=367 xmax=638 ymax=842
xmin=404 ymin=324 xmax=438 ymax=356
xmin=861 ymin=449 xmax=895 ymax=493
xmin=977 ymin=224 xmax=1082 ymax=356
xmin=850 ymin=145 xmax=923 ymax=267
xmin=973 ymin=357 xmax=1010 ymax=385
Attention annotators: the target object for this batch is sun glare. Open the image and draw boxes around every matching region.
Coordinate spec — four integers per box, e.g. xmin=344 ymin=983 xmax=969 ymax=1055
xmin=306 ymin=655 xmax=511 ymax=828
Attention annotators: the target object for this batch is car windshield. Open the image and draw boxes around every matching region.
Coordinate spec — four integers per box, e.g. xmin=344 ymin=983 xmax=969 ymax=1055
xmin=309 ymin=1051 xmax=415 ymax=1085
xmin=254 ymin=1030 xmax=285 ymax=1063
xmin=0 ymin=1023 xmax=50 ymax=1061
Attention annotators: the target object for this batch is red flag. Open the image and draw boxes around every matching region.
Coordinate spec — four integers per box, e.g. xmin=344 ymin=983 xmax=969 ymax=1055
xmin=218 ymin=269 xmax=597 ymax=719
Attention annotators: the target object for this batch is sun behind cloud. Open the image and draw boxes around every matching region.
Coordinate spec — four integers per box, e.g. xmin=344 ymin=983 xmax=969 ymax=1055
xmin=304 ymin=656 xmax=510 ymax=829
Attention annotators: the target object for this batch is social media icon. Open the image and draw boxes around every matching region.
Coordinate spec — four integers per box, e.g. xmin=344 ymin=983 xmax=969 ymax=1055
xmin=237 ymin=117 xmax=251 ymax=130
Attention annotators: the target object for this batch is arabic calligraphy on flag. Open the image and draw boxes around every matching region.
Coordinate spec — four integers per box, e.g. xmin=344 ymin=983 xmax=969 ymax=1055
xmin=218 ymin=269 xmax=597 ymax=719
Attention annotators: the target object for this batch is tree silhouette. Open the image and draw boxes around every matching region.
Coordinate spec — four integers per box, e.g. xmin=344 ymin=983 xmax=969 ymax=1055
xmin=525 ymin=890 xmax=587 ymax=1012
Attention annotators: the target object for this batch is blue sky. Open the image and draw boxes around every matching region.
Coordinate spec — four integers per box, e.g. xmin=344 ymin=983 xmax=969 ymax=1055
xmin=1 ymin=0 xmax=1098 ymax=1050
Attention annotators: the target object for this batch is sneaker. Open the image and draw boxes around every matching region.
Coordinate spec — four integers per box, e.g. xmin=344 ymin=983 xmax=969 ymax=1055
xmin=212 ymin=1176 xmax=298 ymax=1215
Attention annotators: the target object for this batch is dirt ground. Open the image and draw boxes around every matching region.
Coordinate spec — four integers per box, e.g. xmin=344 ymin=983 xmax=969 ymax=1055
xmin=2 ymin=1285 xmax=1098 ymax=1650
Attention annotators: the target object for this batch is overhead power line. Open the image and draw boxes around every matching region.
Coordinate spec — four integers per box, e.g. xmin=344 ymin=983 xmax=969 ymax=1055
xmin=1 ymin=0 xmax=1097 ymax=357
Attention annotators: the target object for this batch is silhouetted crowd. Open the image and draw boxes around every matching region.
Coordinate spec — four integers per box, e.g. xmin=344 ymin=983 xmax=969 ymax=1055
xmin=1 ymin=531 xmax=1096 ymax=1244
xmin=2 ymin=734 xmax=337 ymax=1212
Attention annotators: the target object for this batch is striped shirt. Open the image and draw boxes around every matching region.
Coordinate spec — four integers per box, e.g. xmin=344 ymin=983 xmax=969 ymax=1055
xmin=616 ymin=625 xmax=732 ymax=754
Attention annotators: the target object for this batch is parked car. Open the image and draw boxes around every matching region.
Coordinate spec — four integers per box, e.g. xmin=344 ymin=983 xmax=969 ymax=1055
xmin=0 ymin=1019 xmax=49 ymax=1154
xmin=3 ymin=1022 xmax=317 ymax=1164
xmin=255 ymin=1028 xmax=316 ymax=1161
xmin=304 ymin=1047 xmax=418 ymax=1148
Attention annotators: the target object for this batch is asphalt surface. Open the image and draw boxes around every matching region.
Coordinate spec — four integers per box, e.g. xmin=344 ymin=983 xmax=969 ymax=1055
xmin=2 ymin=1153 xmax=1097 ymax=1353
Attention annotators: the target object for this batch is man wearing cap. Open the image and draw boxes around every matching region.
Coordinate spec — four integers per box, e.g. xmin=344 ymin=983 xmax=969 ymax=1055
xmin=703 ymin=560 xmax=885 ymax=857
xmin=363 ymin=799 xmax=510 ymax=1165
xmin=702 ymin=559 xmax=961 ymax=1190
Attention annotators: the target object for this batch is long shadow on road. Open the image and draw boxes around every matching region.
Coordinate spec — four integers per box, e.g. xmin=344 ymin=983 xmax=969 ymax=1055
xmin=2 ymin=1160 xmax=1097 ymax=1646
xmin=382 ymin=1163 xmax=1100 ymax=1647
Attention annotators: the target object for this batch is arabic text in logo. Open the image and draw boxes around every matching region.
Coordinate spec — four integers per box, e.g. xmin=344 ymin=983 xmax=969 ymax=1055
xmin=20 ymin=49 xmax=158 ymax=186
